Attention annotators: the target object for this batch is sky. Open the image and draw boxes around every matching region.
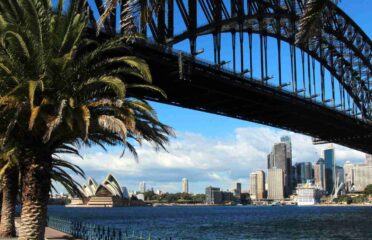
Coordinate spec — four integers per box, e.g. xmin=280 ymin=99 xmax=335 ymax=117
xmin=57 ymin=0 xmax=371 ymax=194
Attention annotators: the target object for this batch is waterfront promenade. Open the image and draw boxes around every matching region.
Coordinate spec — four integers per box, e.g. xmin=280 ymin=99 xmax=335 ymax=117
xmin=2 ymin=218 xmax=79 ymax=240
xmin=43 ymin=227 xmax=77 ymax=240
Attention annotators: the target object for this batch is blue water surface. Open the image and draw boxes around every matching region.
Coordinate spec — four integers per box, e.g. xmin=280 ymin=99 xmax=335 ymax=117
xmin=48 ymin=205 xmax=372 ymax=239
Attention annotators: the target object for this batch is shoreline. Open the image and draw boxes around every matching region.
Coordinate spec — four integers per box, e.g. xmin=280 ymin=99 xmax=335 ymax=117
xmin=61 ymin=203 xmax=372 ymax=208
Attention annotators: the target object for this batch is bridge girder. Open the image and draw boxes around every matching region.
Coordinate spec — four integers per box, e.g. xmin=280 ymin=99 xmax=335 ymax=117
xmin=89 ymin=1 xmax=371 ymax=119
xmin=148 ymin=0 xmax=371 ymax=121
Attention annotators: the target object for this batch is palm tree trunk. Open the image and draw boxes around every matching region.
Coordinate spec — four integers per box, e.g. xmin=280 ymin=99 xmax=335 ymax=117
xmin=18 ymin=158 xmax=52 ymax=240
xmin=0 ymin=168 xmax=18 ymax=238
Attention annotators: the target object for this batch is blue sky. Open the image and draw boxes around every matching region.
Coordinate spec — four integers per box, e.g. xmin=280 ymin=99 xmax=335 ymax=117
xmin=57 ymin=0 xmax=371 ymax=194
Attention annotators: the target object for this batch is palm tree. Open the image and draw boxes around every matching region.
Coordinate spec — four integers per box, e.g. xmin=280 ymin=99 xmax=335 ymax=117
xmin=0 ymin=146 xmax=86 ymax=238
xmin=97 ymin=0 xmax=162 ymax=35
xmin=0 ymin=0 xmax=173 ymax=239
xmin=0 ymin=149 xmax=18 ymax=238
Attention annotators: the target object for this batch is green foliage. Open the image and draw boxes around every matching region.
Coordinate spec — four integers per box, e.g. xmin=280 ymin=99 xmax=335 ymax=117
xmin=352 ymin=195 xmax=368 ymax=204
xmin=143 ymin=191 xmax=206 ymax=203
xmin=0 ymin=0 xmax=173 ymax=165
xmin=364 ymin=184 xmax=372 ymax=195
xmin=240 ymin=193 xmax=252 ymax=205
xmin=333 ymin=195 xmax=352 ymax=204
xmin=333 ymin=194 xmax=367 ymax=204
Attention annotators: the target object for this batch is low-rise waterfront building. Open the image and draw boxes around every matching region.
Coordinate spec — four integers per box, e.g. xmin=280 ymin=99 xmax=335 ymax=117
xmin=205 ymin=186 xmax=222 ymax=204
xmin=296 ymin=182 xmax=324 ymax=206
xmin=222 ymin=191 xmax=234 ymax=202
xmin=205 ymin=186 xmax=235 ymax=204
xmin=136 ymin=193 xmax=145 ymax=201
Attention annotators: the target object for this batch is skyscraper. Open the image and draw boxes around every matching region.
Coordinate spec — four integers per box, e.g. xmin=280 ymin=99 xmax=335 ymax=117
xmin=139 ymin=181 xmax=146 ymax=193
xmin=281 ymin=136 xmax=293 ymax=193
xmin=295 ymin=162 xmax=313 ymax=184
xmin=231 ymin=182 xmax=242 ymax=197
xmin=268 ymin=168 xmax=284 ymax=200
xmin=182 ymin=178 xmax=189 ymax=193
xmin=280 ymin=135 xmax=292 ymax=160
xmin=314 ymin=158 xmax=326 ymax=190
xmin=268 ymin=142 xmax=291 ymax=196
xmin=324 ymin=147 xmax=336 ymax=194
xmin=305 ymin=162 xmax=313 ymax=180
xmin=336 ymin=166 xmax=345 ymax=194
xmin=343 ymin=161 xmax=353 ymax=192
xmin=250 ymin=171 xmax=266 ymax=200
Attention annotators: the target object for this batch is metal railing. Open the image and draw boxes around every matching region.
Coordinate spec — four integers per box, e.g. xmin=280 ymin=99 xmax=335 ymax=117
xmin=47 ymin=216 xmax=152 ymax=240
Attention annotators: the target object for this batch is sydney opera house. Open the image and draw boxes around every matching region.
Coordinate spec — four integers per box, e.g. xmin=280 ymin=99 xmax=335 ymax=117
xmin=69 ymin=174 xmax=131 ymax=207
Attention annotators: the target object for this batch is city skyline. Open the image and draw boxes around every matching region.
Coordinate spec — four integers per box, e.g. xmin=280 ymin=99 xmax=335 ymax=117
xmin=59 ymin=134 xmax=366 ymax=194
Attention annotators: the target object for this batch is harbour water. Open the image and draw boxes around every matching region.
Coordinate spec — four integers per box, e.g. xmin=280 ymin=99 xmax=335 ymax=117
xmin=48 ymin=205 xmax=372 ymax=239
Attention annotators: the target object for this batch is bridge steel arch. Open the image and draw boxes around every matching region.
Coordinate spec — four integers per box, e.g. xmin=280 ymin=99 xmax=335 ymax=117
xmin=89 ymin=0 xmax=372 ymax=153
xmin=143 ymin=0 xmax=372 ymax=120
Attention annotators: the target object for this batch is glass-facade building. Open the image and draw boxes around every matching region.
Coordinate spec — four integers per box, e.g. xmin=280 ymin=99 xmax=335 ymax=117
xmin=324 ymin=148 xmax=335 ymax=194
xmin=295 ymin=162 xmax=313 ymax=184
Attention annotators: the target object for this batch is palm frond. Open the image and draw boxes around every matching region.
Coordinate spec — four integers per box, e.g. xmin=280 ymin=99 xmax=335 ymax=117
xmin=43 ymin=99 xmax=66 ymax=143
xmin=98 ymin=115 xmax=127 ymax=143
xmin=80 ymin=105 xmax=90 ymax=141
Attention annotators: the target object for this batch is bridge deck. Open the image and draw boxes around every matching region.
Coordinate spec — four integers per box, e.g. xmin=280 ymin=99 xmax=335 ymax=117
xmin=132 ymin=43 xmax=372 ymax=154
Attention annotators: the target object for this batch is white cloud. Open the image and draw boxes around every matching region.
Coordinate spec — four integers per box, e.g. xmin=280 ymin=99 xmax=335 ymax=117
xmin=61 ymin=127 xmax=366 ymax=194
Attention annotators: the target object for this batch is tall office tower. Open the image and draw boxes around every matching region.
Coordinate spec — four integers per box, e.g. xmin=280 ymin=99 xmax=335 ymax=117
xmin=352 ymin=164 xmax=372 ymax=192
xmin=366 ymin=154 xmax=372 ymax=166
xmin=291 ymin=166 xmax=297 ymax=189
xmin=267 ymin=153 xmax=274 ymax=169
xmin=314 ymin=158 xmax=326 ymax=190
xmin=182 ymin=178 xmax=189 ymax=193
xmin=294 ymin=162 xmax=313 ymax=184
xmin=139 ymin=181 xmax=146 ymax=193
xmin=268 ymin=142 xmax=291 ymax=196
xmin=250 ymin=171 xmax=266 ymax=200
xmin=343 ymin=161 xmax=354 ymax=192
xmin=305 ymin=162 xmax=313 ymax=180
xmin=268 ymin=168 xmax=284 ymax=200
xmin=280 ymin=135 xmax=292 ymax=159
xmin=250 ymin=173 xmax=258 ymax=200
xmin=281 ymin=136 xmax=293 ymax=193
xmin=336 ymin=166 xmax=345 ymax=194
xmin=231 ymin=182 xmax=242 ymax=197
xmin=324 ymin=147 xmax=336 ymax=194
xmin=295 ymin=162 xmax=305 ymax=184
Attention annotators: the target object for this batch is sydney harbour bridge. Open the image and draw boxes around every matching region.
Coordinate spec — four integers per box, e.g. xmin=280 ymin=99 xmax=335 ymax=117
xmin=87 ymin=0 xmax=372 ymax=153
